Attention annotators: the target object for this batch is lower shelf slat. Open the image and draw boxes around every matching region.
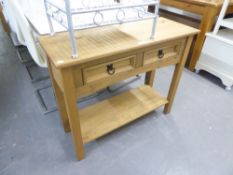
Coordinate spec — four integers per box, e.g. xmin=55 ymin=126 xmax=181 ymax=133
xmin=79 ymin=85 xmax=168 ymax=144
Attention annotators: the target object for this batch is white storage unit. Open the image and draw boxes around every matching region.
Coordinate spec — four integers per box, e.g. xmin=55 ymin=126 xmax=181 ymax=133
xmin=196 ymin=0 xmax=233 ymax=90
xmin=196 ymin=29 xmax=233 ymax=90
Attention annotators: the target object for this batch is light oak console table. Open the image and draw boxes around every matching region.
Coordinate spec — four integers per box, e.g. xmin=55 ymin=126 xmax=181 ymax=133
xmin=39 ymin=18 xmax=198 ymax=160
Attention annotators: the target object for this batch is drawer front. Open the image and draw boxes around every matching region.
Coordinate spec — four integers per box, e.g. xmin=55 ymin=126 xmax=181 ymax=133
xmin=143 ymin=40 xmax=185 ymax=66
xmin=83 ymin=55 xmax=136 ymax=84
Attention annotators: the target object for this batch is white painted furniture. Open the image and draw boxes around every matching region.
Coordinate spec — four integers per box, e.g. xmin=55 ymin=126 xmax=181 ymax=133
xmin=10 ymin=0 xmax=47 ymax=67
xmin=196 ymin=0 xmax=233 ymax=90
xmin=1 ymin=0 xmax=23 ymax=45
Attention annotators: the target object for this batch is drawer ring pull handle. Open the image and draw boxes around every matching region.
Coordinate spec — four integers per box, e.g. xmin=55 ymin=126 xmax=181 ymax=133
xmin=106 ymin=64 xmax=115 ymax=75
xmin=158 ymin=49 xmax=164 ymax=59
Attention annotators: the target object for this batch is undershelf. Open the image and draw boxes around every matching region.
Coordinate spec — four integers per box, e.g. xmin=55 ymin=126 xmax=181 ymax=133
xmin=79 ymin=85 xmax=168 ymax=144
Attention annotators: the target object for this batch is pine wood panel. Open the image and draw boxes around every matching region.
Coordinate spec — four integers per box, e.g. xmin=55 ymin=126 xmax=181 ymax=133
xmin=79 ymin=85 xmax=168 ymax=144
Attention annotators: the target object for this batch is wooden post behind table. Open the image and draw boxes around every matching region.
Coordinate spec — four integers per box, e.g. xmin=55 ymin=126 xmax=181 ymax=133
xmin=160 ymin=0 xmax=233 ymax=71
xmin=39 ymin=18 xmax=199 ymax=160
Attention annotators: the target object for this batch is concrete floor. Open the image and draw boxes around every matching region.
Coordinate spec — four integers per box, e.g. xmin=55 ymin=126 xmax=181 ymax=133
xmin=0 ymin=23 xmax=233 ymax=175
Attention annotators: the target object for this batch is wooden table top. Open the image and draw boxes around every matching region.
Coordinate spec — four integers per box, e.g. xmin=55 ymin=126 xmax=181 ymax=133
xmin=39 ymin=17 xmax=199 ymax=69
xmin=164 ymin=0 xmax=233 ymax=7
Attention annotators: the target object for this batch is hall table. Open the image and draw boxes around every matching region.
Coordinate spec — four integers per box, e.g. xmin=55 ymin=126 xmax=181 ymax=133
xmin=161 ymin=0 xmax=233 ymax=71
xmin=39 ymin=17 xmax=199 ymax=160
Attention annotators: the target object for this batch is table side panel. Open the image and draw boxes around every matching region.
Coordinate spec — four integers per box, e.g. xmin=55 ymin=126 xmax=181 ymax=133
xmin=51 ymin=62 xmax=64 ymax=91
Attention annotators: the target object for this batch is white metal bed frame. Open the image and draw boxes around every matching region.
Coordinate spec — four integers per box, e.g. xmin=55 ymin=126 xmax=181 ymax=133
xmin=43 ymin=0 xmax=160 ymax=57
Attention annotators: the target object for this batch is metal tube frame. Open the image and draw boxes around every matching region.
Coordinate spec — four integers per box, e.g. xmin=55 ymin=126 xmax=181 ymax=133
xmin=72 ymin=1 xmax=159 ymax=14
xmin=44 ymin=0 xmax=55 ymax=35
xmin=44 ymin=0 xmax=160 ymax=57
xmin=74 ymin=13 xmax=158 ymax=30
xmin=150 ymin=0 xmax=160 ymax=39
xmin=64 ymin=0 xmax=78 ymax=58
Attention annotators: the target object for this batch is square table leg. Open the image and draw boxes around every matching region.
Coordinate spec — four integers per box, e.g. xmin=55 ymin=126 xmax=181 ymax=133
xmin=61 ymin=68 xmax=85 ymax=160
xmin=145 ymin=70 xmax=156 ymax=87
xmin=47 ymin=61 xmax=70 ymax=132
xmin=188 ymin=6 xmax=218 ymax=71
xmin=164 ymin=36 xmax=193 ymax=114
